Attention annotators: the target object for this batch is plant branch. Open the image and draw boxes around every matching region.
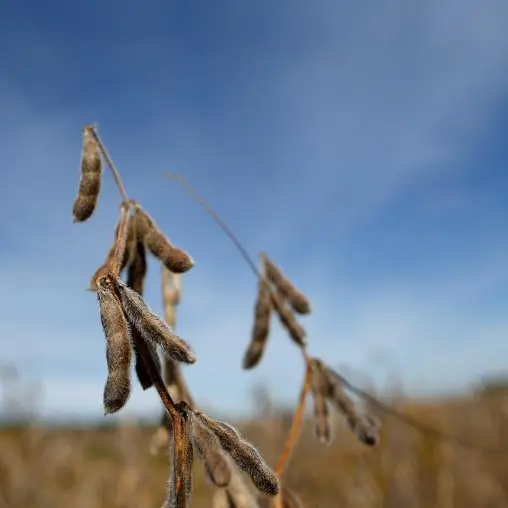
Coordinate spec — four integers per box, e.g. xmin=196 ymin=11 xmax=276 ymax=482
xmin=90 ymin=125 xmax=130 ymax=203
xmin=165 ymin=172 xmax=260 ymax=278
xmin=275 ymin=359 xmax=312 ymax=477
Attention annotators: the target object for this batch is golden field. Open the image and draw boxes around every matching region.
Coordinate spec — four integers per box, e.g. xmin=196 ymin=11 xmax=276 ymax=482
xmin=1 ymin=387 xmax=507 ymax=508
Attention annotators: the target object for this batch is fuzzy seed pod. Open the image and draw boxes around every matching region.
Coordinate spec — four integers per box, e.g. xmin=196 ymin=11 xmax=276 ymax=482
xmin=120 ymin=209 xmax=137 ymax=273
xmin=212 ymin=465 xmax=260 ymax=508
xmin=194 ymin=411 xmax=279 ymax=495
xmin=134 ymin=205 xmax=194 ymax=274
xmin=96 ymin=276 xmax=132 ymax=414
xmin=322 ymin=363 xmax=380 ymax=446
xmin=270 ymin=291 xmax=307 ymax=348
xmin=88 ymin=203 xmax=135 ymax=291
xmin=73 ymin=126 xmax=102 ymax=222
xmin=127 ymin=240 xmax=148 ymax=294
xmin=188 ymin=412 xmax=231 ymax=488
xmin=243 ymin=278 xmax=272 ymax=370
xmin=258 ymin=487 xmax=304 ymax=508
xmin=113 ymin=276 xmax=196 ymax=364
xmin=309 ymin=360 xmax=332 ymax=445
xmin=124 ymin=242 xmax=162 ymax=390
xmin=109 ymin=202 xmax=131 ymax=276
xmin=132 ymin=327 xmax=161 ymax=390
xmin=261 ymin=254 xmax=311 ymax=315
xmin=352 ymin=414 xmax=380 ymax=447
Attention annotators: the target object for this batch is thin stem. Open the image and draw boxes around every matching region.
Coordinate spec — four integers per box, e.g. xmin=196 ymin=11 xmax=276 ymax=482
xmin=165 ymin=172 xmax=260 ymax=278
xmin=275 ymin=359 xmax=312 ymax=476
xmin=89 ymin=125 xmax=130 ymax=203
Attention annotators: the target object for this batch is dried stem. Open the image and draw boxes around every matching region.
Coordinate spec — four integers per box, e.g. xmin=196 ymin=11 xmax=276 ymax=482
xmin=165 ymin=172 xmax=260 ymax=278
xmin=89 ymin=125 xmax=130 ymax=204
xmin=172 ymin=410 xmax=189 ymax=507
xmin=274 ymin=360 xmax=311 ymax=477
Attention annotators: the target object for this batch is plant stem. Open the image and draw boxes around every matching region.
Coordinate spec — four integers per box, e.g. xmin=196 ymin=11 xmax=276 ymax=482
xmin=275 ymin=358 xmax=312 ymax=476
xmin=89 ymin=125 xmax=130 ymax=204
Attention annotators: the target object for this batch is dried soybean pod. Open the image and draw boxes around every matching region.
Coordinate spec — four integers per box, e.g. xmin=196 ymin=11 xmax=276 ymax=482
xmin=124 ymin=241 xmax=162 ymax=389
xmin=108 ymin=201 xmax=131 ymax=276
xmin=212 ymin=463 xmax=259 ymax=508
xmin=258 ymin=487 xmax=304 ymax=508
xmin=261 ymin=254 xmax=311 ymax=315
xmin=243 ymin=277 xmax=272 ymax=369
xmin=309 ymin=360 xmax=331 ymax=445
xmin=127 ymin=240 xmax=148 ymax=294
xmin=88 ymin=203 xmax=134 ymax=291
xmin=122 ymin=210 xmax=138 ymax=271
xmin=96 ymin=275 xmax=132 ymax=414
xmin=188 ymin=411 xmax=231 ymax=488
xmin=270 ymin=291 xmax=307 ymax=348
xmin=73 ymin=125 xmax=102 ymax=223
xmin=132 ymin=326 xmax=161 ymax=390
xmin=194 ymin=411 xmax=279 ymax=495
xmin=134 ymin=205 xmax=194 ymax=274
xmin=114 ymin=276 xmax=196 ymax=364
xmin=323 ymin=364 xmax=380 ymax=446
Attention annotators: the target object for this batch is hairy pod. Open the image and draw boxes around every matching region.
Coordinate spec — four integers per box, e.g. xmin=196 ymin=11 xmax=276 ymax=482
xmin=270 ymin=292 xmax=307 ymax=347
xmin=258 ymin=487 xmax=304 ymax=508
xmin=109 ymin=202 xmax=131 ymax=276
xmin=132 ymin=327 xmax=161 ymax=390
xmin=134 ymin=206 xmax=194 ymax=274
xmin=96 ymin=276 xmax=132 ymax=414
xmin=243 ymin=278 xmax=272 ymax=370
xmin=73 ymin=126 xmax=102 ymax=222
xmin=262 ymin=255 xmax=311 ymax=315
xmin=114 ymin=277 xmax=196 ymax=364
xmin=188 ymin=412 xmax=231 ymax=488
xmin=194 ymin=411 xmax=279 ymax=496
xmin=323 ymin=364 xmax=380 ymax=446
xmin=309 ymin=361 xmax=332 ymax=445
xmin=124 ymin=243 xmax=162 ymax=390
xmin=352 ymin=414 xmax=380 ymax=447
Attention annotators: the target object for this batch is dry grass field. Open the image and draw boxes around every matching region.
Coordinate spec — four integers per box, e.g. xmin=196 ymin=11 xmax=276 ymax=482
xmin=1 ymin=388 xmax=507 ymax=508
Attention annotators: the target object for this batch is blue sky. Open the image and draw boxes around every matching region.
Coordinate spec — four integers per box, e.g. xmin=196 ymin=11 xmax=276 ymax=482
xmin=1 ymin=0 xmax=508 ymax=422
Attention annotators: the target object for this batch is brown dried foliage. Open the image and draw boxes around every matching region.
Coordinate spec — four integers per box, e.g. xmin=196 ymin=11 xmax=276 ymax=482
xmin=243 ymin=277 xmax=272 ymax=370
xmin=134 ymin=205 xmax=194 ymax=274
xmin=261 ymin=254 xmax=310 ymax=315
xmin=72 ymin=125 xmax=102 ymax=222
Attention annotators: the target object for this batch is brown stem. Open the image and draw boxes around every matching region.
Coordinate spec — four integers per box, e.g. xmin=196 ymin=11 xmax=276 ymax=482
xmin=90 ymin=125 xmax=130 ymax=203
xmin=172 ymin=411 xmax=187 ymax=507
xmin=165 ymin=172 xmax=260 ymax=278
xmin=275 ymin=358 xmax=312 ymax=476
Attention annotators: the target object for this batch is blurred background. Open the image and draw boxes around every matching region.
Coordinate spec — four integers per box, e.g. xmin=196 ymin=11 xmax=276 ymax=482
xmin=2 ymin=0 xmax=508 ymax=506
